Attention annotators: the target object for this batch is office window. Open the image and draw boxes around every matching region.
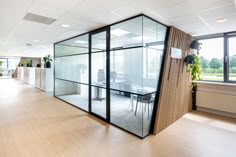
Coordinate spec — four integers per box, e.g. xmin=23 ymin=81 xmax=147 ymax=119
xmin=8 ymin=58 xmax=20 ymax=69
xmin=199 ymin=38 xmax=224 ymax=81
xmin=229 ymin=37 xmax=236 ymax=81
xmin=0 ymin=59 xmax=8 ymax=69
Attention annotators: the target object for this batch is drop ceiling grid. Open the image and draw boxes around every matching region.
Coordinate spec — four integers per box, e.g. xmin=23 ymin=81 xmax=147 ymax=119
xmin=1 ymin=0 xmax=236 ymax=57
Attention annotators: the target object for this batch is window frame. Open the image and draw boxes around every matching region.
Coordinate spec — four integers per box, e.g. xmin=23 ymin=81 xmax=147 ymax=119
xmin=196 ymin=31 xmax=236 ymax=83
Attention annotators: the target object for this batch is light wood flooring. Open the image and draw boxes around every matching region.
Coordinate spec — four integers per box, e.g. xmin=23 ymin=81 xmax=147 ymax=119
xmin=0 ymin=79 xmax=236 ymax=157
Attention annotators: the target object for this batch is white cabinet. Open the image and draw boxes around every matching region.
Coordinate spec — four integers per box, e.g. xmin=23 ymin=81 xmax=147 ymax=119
xmin=35 ymin=68 xmax=53 ymax=92
xmin=17 ymin=67 xmax=25 ymax=81
xmin=35 ymin=68 xmax=41 ymax=89
xmin=27 ymin=68 xmax=36 ymax=86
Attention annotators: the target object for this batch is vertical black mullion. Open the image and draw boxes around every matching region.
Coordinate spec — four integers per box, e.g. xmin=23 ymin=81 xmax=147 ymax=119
xmin=89 ymin=34 xmax=92 ymax=112
xmin=141 ymin=15 xmax=144 ymax=137
xmin=53 ymin=44 xmax=56 ymax=96
xmin=106 ymin=27 xmax=111 ymax=122
xmin=224 ymin=33 xmax=228 ymax=82
xmin=149 ymin=26 xmax=170 ymax=134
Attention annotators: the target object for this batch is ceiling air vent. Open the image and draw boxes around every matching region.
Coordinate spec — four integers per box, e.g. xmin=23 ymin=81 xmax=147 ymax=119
xmin=23 ymin=12 xmax=56 ymax=25
xmin=26 ymin=43 xmax=32 ymax=47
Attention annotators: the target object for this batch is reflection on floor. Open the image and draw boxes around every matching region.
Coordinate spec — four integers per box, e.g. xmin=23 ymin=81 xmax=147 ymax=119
xmin=58 ymin=92 xmax=154 ymax=137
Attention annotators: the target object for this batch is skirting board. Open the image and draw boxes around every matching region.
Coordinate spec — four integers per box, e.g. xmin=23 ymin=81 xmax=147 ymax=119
xmin=197 ymin=106 xmax=236 ymax=119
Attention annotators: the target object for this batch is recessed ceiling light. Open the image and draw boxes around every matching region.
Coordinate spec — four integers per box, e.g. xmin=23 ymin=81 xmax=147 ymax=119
xmin=34 ymin=39 xmax=40 ymax=42
xmin=61 ymin=24 xmax=70 ymax=28
xmin=216 ymin=18 xmax=228 ymax=23
xmin=111 ymin=29 xmax=130 ymax=36
xmin=74 ymin=40 xmax=88 ymax=44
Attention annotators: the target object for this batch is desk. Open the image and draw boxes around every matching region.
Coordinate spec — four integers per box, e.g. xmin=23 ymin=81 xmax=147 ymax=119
xmin=93 ymin=82 xmax=106 ymax=100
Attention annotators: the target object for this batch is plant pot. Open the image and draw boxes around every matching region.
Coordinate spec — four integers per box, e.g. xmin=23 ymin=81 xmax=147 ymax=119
xmin=192 ymin=86 xmax=197 ymax=110
xmin=45 ymin=62 xmax=51 ymax=68
xmin=36 ymin=64 xmax=41 ymax=68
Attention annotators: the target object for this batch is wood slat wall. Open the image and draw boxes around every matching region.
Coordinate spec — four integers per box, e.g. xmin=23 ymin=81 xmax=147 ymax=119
xmin=154 ymin=27 xmax=193 ymax=134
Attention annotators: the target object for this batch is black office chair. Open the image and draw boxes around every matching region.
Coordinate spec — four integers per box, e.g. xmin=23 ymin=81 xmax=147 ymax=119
xmin=134 ymin=94 xmax=152 ymax=118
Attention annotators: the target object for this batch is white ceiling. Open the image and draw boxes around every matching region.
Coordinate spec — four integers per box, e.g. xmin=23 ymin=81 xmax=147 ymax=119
xmin=0 ymin=0 xmax=236 ymax=57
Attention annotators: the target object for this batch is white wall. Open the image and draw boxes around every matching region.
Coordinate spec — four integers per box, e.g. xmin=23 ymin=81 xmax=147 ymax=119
xmin=196 ymin=82 xmax=236 ymax=118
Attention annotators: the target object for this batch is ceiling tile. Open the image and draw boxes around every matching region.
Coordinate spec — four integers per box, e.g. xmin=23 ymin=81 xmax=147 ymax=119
xmin=168 ymin=14 xmax=202 ymax=26
xmin=0 ymin=0 xmax=32 ymax=46
xmin=157 ymin=3 xmax=194 ymax=20
xmin=187 ymin=0 xmax=233 ymax=12
xmin=199 ymin=4 xmax=236 ymax=21
xmin=112 ymin=6 xmax=140 ymax=18
xmin=32 ymin=0 xmax=85 ymax=12
xmin=28 ymin=4 xmax=66 ymax=19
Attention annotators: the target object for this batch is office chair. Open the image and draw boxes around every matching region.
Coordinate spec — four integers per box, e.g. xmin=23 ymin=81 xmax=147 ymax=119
xmin=134 ymin=94 xmax=152 ymax=119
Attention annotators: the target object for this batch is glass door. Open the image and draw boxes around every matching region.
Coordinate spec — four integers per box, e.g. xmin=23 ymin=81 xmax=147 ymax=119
xmin=90 ymin=28 xmax=109 ymax=120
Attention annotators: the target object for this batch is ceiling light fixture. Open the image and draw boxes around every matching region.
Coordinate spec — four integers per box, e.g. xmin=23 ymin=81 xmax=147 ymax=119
xmin=216 ymin=18 xmax=228 ymax=23
xmin=34 ymin=40 xmax=40 ymax=42
xmin=111 ymin=29 xmax=130 ymax=36
xmin=61 ymin=24 xmax=70 ymax=28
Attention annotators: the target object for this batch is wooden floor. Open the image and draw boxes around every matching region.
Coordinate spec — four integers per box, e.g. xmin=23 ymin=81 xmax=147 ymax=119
xmin=0 ymin=79 xmax=236 ymax=157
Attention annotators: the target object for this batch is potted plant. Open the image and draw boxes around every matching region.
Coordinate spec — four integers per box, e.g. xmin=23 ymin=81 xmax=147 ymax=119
xmin=20 ymin=60 xmax=27 ymax=67
xmin=18 ymin=60 xmax=23 ymax=67
xmin=26 ymin=60 xmax=33 ymax=67
xmin=42 ymin=55 xmax=53 ymax=68
xmin=184 ymin=40 xmax=202 ymax=110
xmin=36 ymin=63 xmax=41 ymax=68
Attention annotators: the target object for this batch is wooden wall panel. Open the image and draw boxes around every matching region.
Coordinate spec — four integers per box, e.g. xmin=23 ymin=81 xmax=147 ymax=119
xmin=154 ymin=27 xmax=193 ymax=134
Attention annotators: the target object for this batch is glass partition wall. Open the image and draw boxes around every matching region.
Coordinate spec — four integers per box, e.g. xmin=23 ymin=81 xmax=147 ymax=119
xmin=54 ymin=15 xmax=168 ymax=138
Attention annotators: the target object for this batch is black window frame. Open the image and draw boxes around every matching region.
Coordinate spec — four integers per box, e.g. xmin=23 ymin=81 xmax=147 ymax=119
xmin=195 ymin=31 xmax=236 ymax=83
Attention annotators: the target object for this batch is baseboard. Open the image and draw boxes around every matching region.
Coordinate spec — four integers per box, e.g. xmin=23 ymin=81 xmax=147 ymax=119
xmin=197 ymin=106 xmax=236 ymax=119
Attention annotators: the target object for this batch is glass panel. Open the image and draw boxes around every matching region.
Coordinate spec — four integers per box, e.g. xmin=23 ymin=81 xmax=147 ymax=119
xmin=110 ymin=48 xmax=158 ymax=94
xmin=55 ymin=34 xmax=88 ymax=57
xmin=143 ymin=17 xmax=167 ymax=46
xmin=91 ymin=86 xmax=106 ymax=118
xmin=110 ymin=48 xmax=143 ymax=93
xmin=91 ymin=52 xmax=106 ymax=87
xmin=55 ymin=79 xmax=88 ymax=111
xmin=143 ymin=47 xmax=164 ymax=89
xmin=92 ymin=32 xmax=106 ymax=52
xmin=110 ymin=16 xmax=142 ymax=49
xmin=199 ymin=38 xmax=224 ymax=81
xmin=110 ymin=90 xmax=155 ymax=137
xmin=55 ymin=54 xmax=88 ymax=83
xmin=229 ymin=37 xmax=236 ymax=81
xmin=91 ymin=30 xmax=107 ymax=118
